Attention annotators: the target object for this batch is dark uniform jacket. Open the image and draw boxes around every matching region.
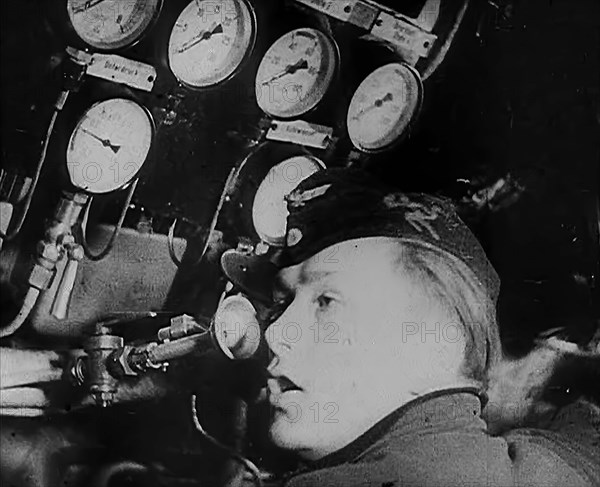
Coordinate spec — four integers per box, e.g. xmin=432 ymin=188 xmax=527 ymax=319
xmin=275 ymin=388 xmax=600 ymax=487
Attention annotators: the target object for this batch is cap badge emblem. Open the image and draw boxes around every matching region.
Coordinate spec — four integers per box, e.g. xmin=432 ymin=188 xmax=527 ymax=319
xmin=285 ymin=184 xmax=332 ymax=208
xmin=286 ymin=227 xmax=303 ymax=247
xmin=383 ymin=193 xmax=442 ymax=241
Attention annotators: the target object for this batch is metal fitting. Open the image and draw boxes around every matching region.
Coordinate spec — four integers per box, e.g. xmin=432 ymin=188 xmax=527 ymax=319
xmin=83 ymin=326 xmax=124 ymax=408
xmin=28 ymin=262 xmax=56 ymax=291
xmin=66 ymin=242 xmax=84 ymax=261
xmin=69 ymin=356 xmax=87 ymax=385
xmin=36 ymin=241 xmax=61 ymax=264
xmin=114 ymin=345 xmax=140 ymax=377
xmin=157 ymin=314 xmax=207 ymax=342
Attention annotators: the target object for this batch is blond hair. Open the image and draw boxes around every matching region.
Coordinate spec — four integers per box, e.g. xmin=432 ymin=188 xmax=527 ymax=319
xmin=395 ymin=240 xmax=501 ymax=388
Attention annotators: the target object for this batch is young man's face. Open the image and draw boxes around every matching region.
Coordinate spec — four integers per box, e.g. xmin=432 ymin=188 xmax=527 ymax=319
xmin=264 ymin=237 xmax=438 ymax=459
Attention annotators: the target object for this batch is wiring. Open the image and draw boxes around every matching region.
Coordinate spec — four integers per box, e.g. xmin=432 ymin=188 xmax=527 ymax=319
xmin=79 ymin=179 xmax=138 ymax=261
xmin=190 ymin=394 xmax=263 ymax=487
xmin=190 ymin=139 xmax=266 ymax=268
xmin=167 ymin=218 xmax=183 ymax=267
xmin=191 ymin=163 xmax=238 ymax=268
xmin=0 ymin=92 xmax=67 ymax=242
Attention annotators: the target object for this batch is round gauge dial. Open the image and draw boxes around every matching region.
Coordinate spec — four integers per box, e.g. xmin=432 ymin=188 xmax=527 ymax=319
xmin=255 ymin=28 xmax=338 ymax=119
xmin=66 ymin=99 xmax=154 ymax=194
xmin=252 ymin=155 xmax=324 ymax=246
xmin=213 ymin=294 xmax=260 ymax=360
xmin=347 ymin=63 xmax=422 ymax=152
xmin=168 ymin=0 xmax=256 ymax=88
xmin=67 ymin=0 xmax=161 ymax=50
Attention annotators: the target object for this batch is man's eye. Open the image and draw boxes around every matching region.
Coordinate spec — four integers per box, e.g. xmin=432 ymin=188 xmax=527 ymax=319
xmin=316 ymin=294 xmax=334 ymax=309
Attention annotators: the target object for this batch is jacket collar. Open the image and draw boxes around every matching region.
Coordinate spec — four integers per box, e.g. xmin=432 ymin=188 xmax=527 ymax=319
xmin=297 ymin=387 xmax=486 ymax=472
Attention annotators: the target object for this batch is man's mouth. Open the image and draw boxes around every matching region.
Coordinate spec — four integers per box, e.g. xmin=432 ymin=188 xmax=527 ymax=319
xmin=267 ymin=374 xmax=303 ymax=396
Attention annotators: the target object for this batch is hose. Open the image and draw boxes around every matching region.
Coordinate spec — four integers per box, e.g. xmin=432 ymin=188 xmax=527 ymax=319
xmin=79 ymin=179 xmax=138 ymax=261
xmin=190 ymin=163 xmax=239 ymax=268
xmin=0 ymin=287 xmax=40 ymax=339
xmin=190 ymin=394 xmax=263 ymax=487
xmin=422 ymin=0 xmax=470 ymax=80
xmin=91 ymin=460 xmax=150 ymax=487
xmin=190 ymin=137 xmax=268 ymax=268
xmin=167 ymin=218 xmax=183 ymax=267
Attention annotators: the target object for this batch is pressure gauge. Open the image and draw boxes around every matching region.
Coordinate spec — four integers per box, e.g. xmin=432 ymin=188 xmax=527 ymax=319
xmin=213 ymin=294 xmax=261 ymax=360
xmin=66 ymin=0 xmax=162 ymax=50
xmin=252 ymin=155 xmax=324 ymax=246
xmin=347 ymin=63 xmax=423 ymax=152
xmin=66 ymin=99 xmax=154 ymax=194
xmin=168 ymin=0 xmax=256 ymax=88
xmin=255 ymin=28 xmax=338 ymax=119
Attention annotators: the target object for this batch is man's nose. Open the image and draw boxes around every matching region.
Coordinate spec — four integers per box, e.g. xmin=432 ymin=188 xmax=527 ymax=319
xmin=265 ymin=304 xmax=302 ymax=358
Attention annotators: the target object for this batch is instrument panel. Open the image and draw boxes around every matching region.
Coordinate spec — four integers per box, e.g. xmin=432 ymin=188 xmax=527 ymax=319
xmin=168 ymin=0 xmax=257 ymax=88
xmin=255 ymin=28 xmax=339 ymax=119
xmin=66 ymin=98 xmax=154 ymax=194
xmin=66 ymin=0 xmax=162 ymax=50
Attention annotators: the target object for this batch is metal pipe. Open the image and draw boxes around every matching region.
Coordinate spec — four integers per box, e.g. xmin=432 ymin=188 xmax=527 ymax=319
xmin=0 ymin=387 xmax=48 ymax=409
xmin=0 ymin=287 xmax=40 ymax=338
xmin=0 ymin=348 xmax=64 ymax=389
xmin=0 ymin=407 xmax=45 ymax=417
xmin=147 ymin=332 xmax=213 ymax=365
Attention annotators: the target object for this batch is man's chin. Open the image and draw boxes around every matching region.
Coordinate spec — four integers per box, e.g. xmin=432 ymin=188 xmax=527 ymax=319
xmin=268 ymin=413 xmax=307 ymax=452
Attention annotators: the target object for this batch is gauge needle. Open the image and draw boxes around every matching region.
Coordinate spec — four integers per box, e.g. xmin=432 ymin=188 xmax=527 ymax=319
xmin=81 ymin=128 xmax=121 ymax=154
xmin=72 ymin=0 xmax=110 ymax=14
xmin=261 ymin=59 xmax=309 ymax=85
xmin=352 ymin=92 xmax=394 ymax=120
xmin=177 ymin=24 xmax=224 ymax=53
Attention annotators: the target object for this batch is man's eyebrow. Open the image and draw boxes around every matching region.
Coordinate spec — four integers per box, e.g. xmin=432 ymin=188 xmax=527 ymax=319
xmin=299 ymin=269 xmax=336 ymax=285
xmin=273 ymin=269 xmax=336 ymax=295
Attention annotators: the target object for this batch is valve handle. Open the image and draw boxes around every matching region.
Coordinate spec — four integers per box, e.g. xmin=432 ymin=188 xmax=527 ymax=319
xmin=51 ymin=244 xmax=83 ymax=320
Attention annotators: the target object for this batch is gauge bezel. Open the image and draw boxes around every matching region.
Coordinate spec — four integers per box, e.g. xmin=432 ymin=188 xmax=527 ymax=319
xmin=255 ymin=27 xmax=340 ymax=120
xmin=66 ymin=97 xmax=156 ymax=195
xmin=212 ymin=293 xmax=261 ymax=360
xmin=252 ymin=153 xmax=326 ymax=247
xmin=167 ymin=0 xmax=258 ymax=90
xmin=346 ymin=62 xmax=424 ymax=154
xmin=64 ymin=0 xmax=164 ymax=52
xmin=224 ymin=142 xmax=329 ymax=249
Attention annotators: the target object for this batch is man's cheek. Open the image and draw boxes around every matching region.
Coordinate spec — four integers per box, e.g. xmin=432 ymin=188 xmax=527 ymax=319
xmin=269 ymin=398 xmax=343 ymax=447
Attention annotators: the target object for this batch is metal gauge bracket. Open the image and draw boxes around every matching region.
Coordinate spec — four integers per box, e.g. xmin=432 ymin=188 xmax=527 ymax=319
xmin=292 ymin=0 xmax=439 ymax=65
xmin=156 ymin=91 xmax=187 ymax=127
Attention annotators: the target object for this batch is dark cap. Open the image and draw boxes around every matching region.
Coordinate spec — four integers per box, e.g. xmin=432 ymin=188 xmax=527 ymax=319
xmin=222 ymin=168 xmax=499 ymax=303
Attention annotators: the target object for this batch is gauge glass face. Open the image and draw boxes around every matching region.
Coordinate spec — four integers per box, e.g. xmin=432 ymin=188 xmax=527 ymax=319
xmin=255 ymin=28 xmax=338 ymax=119
xmin=347 ymin=63 xmax=422 ymax=152
xmin=252 ymin=155 xmax=324 ymax=246
xmin=67 ymin=0 xmax=161 ymax=50
xmin=213 ymin=294 xmax=260 ymax=359
xmin=66 ymin=99 xmax=153 ymax=194
xmin=168 ymin=0 xmax=255 ymax=88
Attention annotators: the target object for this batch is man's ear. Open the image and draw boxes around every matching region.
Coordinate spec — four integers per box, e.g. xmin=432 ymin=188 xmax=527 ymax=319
xmin=397 ymin=321 xmax=466 ymax=383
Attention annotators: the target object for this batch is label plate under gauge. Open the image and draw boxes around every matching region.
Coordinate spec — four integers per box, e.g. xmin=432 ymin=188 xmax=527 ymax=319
xmin=87 ymin=53 xmax=157 ymax=92
xmin=267 ymin=120 xmax=334 ymax=149
xmin=294 ymin=0 xmax=378 ymax=29
xmin=370 ymin=11 xmax=437 ymax=62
